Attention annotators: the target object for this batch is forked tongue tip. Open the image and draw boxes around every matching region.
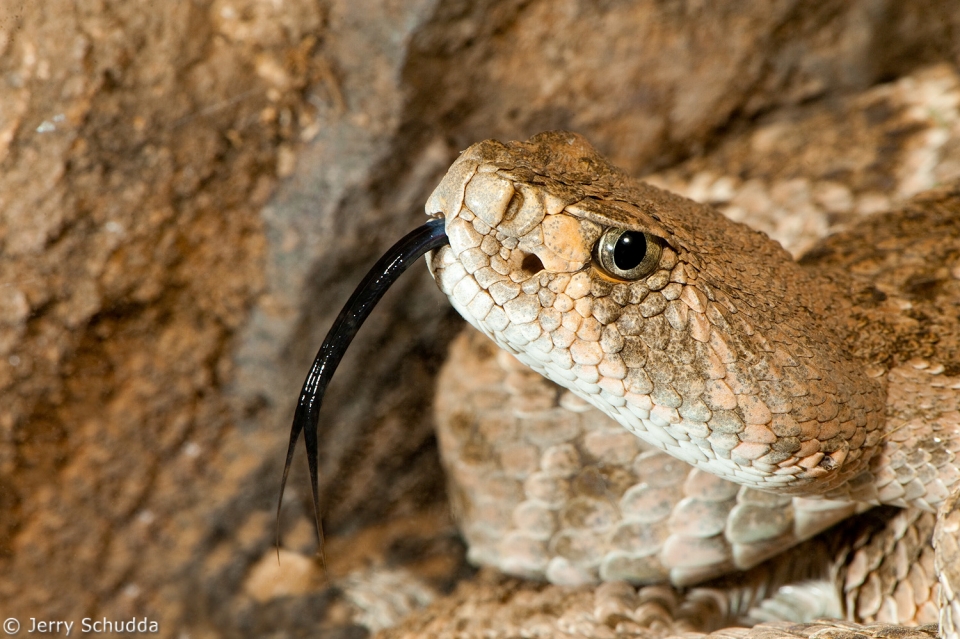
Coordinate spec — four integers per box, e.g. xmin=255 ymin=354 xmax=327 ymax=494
xmin=275 ymin=218 xmax=448 ymax=566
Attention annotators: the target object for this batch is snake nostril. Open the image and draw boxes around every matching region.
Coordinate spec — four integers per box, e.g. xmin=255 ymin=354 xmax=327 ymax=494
xmin=520 ymin=252 xmax=545 ymax=277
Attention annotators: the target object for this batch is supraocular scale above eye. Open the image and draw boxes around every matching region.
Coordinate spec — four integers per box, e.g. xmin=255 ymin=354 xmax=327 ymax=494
xmin=593 ymin=227 xmax=663 ymax=280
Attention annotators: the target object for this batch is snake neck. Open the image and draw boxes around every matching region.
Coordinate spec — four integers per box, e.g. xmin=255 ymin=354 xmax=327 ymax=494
xmin=800 ymin=191 xmax=960 ymax=511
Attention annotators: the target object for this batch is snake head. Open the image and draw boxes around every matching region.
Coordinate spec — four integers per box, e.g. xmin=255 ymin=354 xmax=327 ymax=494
xmin=425 ymin=131 xmax=885 ymax=495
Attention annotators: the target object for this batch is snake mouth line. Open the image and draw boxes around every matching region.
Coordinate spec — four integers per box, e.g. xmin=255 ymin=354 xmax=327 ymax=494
xmin=277 ymin=217 xmax=449 ymax=563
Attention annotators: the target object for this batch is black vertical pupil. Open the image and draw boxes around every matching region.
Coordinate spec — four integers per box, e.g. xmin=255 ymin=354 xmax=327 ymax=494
xmin=613 ymin=231 xmax=647 ymax=270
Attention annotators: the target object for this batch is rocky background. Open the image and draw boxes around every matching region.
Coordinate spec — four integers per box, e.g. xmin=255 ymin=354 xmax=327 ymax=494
xmin=1 ymin=2 xmax=959 ymax=638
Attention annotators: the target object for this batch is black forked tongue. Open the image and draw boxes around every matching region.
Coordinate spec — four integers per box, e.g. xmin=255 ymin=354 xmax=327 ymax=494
xmin=277 ymin=217 xmax=448 ymax=565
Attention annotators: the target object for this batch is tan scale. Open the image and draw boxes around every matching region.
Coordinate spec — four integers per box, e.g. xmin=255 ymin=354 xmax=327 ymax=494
xmin=423 ymin=132 xmax=960 ymax=636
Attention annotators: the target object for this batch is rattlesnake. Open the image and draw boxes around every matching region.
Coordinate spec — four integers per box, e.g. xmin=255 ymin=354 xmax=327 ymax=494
xmin=282 ymin=131 xmax=960 ymax=637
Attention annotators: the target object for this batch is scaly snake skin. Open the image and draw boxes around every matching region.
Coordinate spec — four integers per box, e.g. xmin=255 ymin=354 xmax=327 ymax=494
xmin=421 ymin=132 xmax=960 ymax=636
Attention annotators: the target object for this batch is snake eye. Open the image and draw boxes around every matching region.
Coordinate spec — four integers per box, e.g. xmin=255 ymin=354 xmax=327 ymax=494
xmin=594 ymin=228 xmax=663 ymax=280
